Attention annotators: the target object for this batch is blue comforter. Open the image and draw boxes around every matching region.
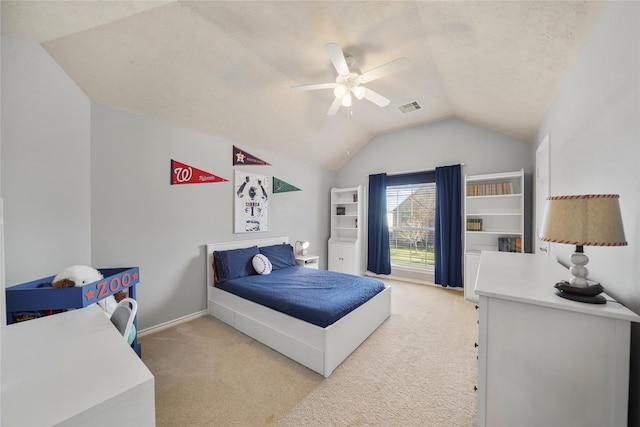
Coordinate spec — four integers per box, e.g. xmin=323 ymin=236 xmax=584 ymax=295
xmin=215 ymin=266 xmax=386 ymax=328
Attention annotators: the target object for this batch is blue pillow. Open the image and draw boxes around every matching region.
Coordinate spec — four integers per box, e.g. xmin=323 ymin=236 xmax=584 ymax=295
xmin=259 ymin=244 xmax=296 ymax=270
xmin=213 ymin=246 xmax=260 ymax=283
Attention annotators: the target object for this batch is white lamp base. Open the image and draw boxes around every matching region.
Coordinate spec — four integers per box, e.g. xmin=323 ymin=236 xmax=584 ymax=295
xmin=295 ymin=241 xmax=309 ymax=257
xmin=569 ymin=247 xmax=589 ymax=288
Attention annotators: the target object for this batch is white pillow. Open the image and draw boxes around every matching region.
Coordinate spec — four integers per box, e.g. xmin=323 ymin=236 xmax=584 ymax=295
xmin=252 ymin=254 xmax=272 ymax=275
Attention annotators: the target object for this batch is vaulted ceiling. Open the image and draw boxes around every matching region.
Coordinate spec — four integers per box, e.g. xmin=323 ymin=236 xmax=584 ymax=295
xmin=1 ymin=1 xmax=603 ymax=170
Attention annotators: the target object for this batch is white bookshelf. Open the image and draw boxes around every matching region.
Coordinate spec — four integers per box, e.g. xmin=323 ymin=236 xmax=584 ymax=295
xmin=464 ymin=170 xmax=524 ymax=302
xmin=328 ymin=186 xmax=364 ymax=275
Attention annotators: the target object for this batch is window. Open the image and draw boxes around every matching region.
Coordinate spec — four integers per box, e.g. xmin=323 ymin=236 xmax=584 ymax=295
xmin=386 ymin=182 xmax=436 ymax=270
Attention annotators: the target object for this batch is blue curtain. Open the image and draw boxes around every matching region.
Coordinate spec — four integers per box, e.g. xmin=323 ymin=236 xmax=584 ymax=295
xmin=434 ymin=165 xmax=463 ymax=287
xmin=367 ymin=173 xmax=391 ymax=274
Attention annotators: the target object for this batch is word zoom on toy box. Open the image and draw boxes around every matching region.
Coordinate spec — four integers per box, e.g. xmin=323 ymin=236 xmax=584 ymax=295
xmin=5 ymin=267 xmax=139 ymax=325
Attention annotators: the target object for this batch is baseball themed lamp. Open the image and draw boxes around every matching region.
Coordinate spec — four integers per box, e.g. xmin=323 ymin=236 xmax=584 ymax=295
xmin=539 ymin=194 xmax=627 ymax=303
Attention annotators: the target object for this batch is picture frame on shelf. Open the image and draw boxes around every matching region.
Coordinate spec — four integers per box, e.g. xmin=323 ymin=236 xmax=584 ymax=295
xmin=336 ymin=207 xmax=346 ymax=215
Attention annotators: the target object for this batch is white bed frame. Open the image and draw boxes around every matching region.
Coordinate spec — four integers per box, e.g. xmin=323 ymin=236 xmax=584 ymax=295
xmin=205 ymin=236 xmax=391 ymax=378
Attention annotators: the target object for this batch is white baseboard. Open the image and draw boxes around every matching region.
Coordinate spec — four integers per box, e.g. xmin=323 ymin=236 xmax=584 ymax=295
xmin=137 ymin=310 xmax=208 ymax=337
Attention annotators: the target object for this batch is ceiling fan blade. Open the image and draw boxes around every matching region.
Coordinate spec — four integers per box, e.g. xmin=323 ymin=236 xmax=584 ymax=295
xmin=360 ymin=57 xmax=410 ymax=83
xmin=291 ymin=83 xmax=337 ymax=92
xmin=362 ymin=88 xmax=390 ymax=107
xmin=325 ymin=43 xmax=350 ymax=76
xmin=327 ymin=97 xmax=342 ymax=116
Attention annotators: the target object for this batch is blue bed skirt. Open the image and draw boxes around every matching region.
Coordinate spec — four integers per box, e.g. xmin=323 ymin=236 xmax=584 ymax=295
xmin=215 ymin=266 xmax=386 ymax=328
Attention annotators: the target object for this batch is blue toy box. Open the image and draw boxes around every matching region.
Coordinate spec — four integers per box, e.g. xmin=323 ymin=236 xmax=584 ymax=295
xmin=5 ymin=267 xmax=141 ymax=356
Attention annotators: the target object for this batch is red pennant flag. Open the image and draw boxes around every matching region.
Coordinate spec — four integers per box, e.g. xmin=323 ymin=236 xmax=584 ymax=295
xmin=233 ymin=146 xmax=271 ymax=166
xmin=171 ymin=160 xmax=228 ymax=185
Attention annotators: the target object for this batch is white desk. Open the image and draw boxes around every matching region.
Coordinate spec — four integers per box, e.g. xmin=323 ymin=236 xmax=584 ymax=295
xmin=475 ymin=251 xmax=640 ymax=427
xmin=1 ymin=304 xmax=155 ymax=426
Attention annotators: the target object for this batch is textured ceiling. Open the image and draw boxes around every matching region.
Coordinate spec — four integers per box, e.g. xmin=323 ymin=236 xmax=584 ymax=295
xmin=1 ymin=1 xmax=603 ymax=170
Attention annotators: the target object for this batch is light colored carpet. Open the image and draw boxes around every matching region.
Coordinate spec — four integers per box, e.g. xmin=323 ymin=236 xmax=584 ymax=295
xmin=140 ymin=279 xmax=478 ymax=426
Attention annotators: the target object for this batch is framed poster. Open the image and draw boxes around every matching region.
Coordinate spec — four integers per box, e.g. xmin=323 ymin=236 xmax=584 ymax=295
xmin=234 ymin=170 xmax=270 ymax=233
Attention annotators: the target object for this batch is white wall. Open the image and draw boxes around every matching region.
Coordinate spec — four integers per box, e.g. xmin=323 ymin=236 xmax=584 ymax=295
xmin=1 ymin=199 xmax=5 ymax=326
xmin=90 ymin=105 xmax=334 ymax=330
xmin=534 ymin=1 xmax=639 ymax=422
xmin=337 ymin=118 xmax=534 ymax=185
xmin=336 ymin=118 xmax=534 ymax=280
xmin=536 ymin=1 xmax=639 ymax=314
xmin=1 ymin=36 xmax=334 ymax=331
xmin=1 ymin=36 xmax=92 ymax=285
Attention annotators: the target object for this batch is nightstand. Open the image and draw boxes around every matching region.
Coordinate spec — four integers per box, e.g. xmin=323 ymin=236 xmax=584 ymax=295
xmin=295 ymin=255 xmax=319 ymax=269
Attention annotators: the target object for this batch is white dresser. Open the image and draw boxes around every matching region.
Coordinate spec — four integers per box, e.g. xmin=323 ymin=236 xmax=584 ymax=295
xmin=1 ymin=304 xmax=155 ymax=426
xmin=475 ymin=251 xmax=639 ymax=427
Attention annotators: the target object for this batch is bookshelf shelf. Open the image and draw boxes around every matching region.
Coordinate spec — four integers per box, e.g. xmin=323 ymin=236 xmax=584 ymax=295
xmin=464 ymin=169 xmax=524 ymax=302
xmin=467 ymin=194 xmax=521 ymax=199
xmin=466 ymin=231 xmax=522 ymax=235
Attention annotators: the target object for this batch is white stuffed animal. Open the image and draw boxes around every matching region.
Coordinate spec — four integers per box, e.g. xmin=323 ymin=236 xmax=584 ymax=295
xmin=52 ymin=265 xmax=103 ymax=288
xmin=51 ymin=265 xmax=119 ymax=317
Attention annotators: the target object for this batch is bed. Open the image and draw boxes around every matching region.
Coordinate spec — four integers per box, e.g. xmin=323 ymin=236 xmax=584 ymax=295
xmin=205 ymin=236 xmax=391 ymax=378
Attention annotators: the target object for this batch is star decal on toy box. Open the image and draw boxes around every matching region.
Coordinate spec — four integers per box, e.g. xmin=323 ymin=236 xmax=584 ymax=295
xmin=82 ymin=268 xmax=141 ymax=303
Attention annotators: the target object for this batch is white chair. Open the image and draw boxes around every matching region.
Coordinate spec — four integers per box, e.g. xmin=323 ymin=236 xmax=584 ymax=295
xmin=109 ymin=297 xmax=138 ymax=345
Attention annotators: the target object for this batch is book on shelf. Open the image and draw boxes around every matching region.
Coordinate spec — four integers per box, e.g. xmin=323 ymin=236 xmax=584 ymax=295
xmin=466 ymin=218 xmax=483 ymax=231
xmin=467 ymin=182 xmax=514 ymax=196
xmin=498 ymin=237 xmax=522 ymax=253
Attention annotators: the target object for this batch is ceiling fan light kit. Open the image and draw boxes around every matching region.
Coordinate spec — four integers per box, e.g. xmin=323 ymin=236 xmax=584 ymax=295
xmin=291 ymin=43 xmax=409 ymax=116
xmin=352 ymin=86 xmax=366 ymax=100
xmin=333 ymin=85 xmax=348 ymax=99
xmin=341 ymin=93 xmax=352 ymax=107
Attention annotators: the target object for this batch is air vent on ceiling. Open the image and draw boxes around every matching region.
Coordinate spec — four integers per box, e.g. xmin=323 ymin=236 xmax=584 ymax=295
xmin=397 ymin=101 xmax=422 ymax=114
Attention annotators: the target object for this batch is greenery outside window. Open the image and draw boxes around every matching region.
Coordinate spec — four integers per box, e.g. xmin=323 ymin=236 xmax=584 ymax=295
xmin=386 ymin=183 xmax=436 ymax=270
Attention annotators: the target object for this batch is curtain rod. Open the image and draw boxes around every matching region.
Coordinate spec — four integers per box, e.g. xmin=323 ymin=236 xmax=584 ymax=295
xmin=387 ymin=163 xmax=466 ymax=176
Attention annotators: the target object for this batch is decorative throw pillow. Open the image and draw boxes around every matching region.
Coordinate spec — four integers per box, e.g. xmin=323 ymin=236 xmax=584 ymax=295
xmin=213 ymin=246 xmax=260 ymax=283
xmin=211 ymin=259 xmax=219 ymax=283
xmin=259 ymin=243 xmax=296 ymax=270
xmin=252 ymin=254 xmax=272 ymax=275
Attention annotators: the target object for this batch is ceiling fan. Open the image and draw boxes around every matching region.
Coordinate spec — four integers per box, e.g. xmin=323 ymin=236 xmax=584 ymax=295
xmin=291 ymin=43 xmax=410 ymax=116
